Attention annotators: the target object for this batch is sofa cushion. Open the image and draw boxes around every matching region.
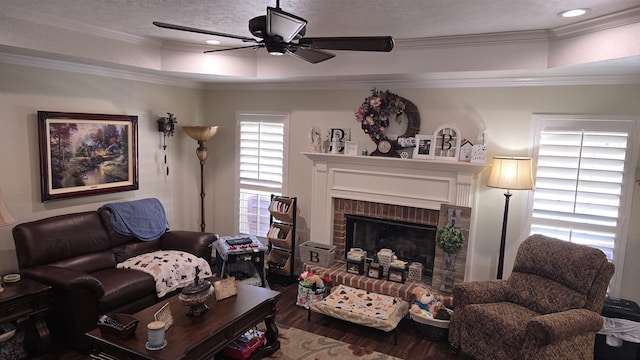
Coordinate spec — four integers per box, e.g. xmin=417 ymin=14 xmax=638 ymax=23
xmin=93 ymin=268 xmax=156 ymax=312
xmin=507 ymin=273 xmax=586 ymax=314
xmin=13 ymin=212 xmax=111 ymax=268
xmin=112 ymin=240 xmax=161 ymax=263
xmin=49 ymin=251 xmax=116 ymax=274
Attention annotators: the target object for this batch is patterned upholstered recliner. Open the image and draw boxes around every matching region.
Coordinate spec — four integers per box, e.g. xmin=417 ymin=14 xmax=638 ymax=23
xmin=449 ymin=234 xmax=614 ymax=360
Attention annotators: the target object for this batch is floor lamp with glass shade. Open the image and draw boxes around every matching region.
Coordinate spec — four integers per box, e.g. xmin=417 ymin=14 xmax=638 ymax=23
xmin=486 ymin=156 xmax=534 ymax=280
xmin=0 ymin=188 xmax=17 ymax=293
xmin=183 ymin=126 xmax=219 ymax=232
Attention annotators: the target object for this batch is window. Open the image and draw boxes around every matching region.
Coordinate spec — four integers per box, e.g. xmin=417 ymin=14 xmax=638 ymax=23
xmin=236 ymin=113 xmax=288 ymax=238
xmin=528 ymin=115 xmax=638 ymax=295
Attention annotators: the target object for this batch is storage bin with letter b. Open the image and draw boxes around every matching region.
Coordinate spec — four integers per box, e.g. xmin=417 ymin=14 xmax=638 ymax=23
xmin=299 ymin=241 xmax=336 ymax=267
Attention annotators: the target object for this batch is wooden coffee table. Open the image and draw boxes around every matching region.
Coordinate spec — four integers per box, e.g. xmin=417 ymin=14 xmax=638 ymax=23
xmin=86 ymin=282 xmax=281 ymax=360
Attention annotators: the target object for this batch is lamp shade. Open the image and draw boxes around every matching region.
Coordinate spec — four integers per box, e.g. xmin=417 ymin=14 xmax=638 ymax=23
xmin=0 ymin=189 xmax=17 ymax=227
xmin=182 ymin=126 xmax=219 ymax=142
xmin=487 ymin=156 xmax=534 ymax=191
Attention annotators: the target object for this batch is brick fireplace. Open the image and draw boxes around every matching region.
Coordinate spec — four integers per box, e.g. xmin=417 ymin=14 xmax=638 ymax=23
xmin=303 ymin=152 xmax=484 ymax=296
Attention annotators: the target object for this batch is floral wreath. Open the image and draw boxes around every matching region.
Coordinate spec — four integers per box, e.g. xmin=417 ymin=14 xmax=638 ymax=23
xmin=355 ymin=88 xmax=420 ymax=145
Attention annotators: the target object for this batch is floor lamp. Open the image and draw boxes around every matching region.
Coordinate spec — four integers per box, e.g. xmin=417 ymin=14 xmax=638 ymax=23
xmin=487 ymin=156 xmax=533 ymax=280
xmin=183 ymin=126 xmax=219 ymax=232
xmin=0 ymin=188 xmax=17 ymax=293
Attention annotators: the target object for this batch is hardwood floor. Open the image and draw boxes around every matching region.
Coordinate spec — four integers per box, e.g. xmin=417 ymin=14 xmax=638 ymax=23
xmin=59 ymin=282 xmax=461 ymax=360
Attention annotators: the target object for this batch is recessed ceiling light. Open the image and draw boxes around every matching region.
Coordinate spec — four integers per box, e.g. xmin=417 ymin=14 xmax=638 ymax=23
xmin=205 ymin=39 xmax=220 ymax=45
xmin=558 ymin=8 xmax=590 ymax=18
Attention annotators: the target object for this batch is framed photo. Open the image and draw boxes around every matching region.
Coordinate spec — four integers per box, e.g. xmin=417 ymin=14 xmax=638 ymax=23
xmin=344 ymin=141 xmax=358 ymax=156
xmin=38 ymin=111 xmax=139 ymax=202
xmin=346 ymin=258 xmax=364 ymax=275
xmin=388 ymin=267 xmax=406 ymax=283
xmin=413 ymin=135 xmax=435 ymax=159
xmin=367 ymin=264 xmax=383 ymax=279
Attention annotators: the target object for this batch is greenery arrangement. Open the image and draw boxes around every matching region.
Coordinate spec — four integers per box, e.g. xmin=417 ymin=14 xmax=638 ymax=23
xmin=436 ymin=225 xmax=465 ymax=253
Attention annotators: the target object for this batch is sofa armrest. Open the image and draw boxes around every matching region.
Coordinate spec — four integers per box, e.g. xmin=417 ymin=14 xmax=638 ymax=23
xmin=526 ymin=308 xmax=603 ymax=346
xmin=160 ymin=231 xmax=217 ymax=259
xmin=21 ymin=265 xmax=105 ymax=297
xmin=453 ymin=280 xmax=509 ymax=307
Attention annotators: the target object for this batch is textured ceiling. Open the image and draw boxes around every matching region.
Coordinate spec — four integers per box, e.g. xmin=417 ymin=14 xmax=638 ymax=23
xmin=3 ymin=0 xmax=638 ymax=44
xmin=1 ymin=0 xmax=639 ymax=85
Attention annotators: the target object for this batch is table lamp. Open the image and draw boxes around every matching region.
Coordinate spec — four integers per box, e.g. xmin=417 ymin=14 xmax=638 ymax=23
xmin=183 ymin=126 xmax=219 ymax=232
xmin=487 ymin=156 xmax=534 ymax=279
xmin=0 ymin=188 xmax=17 ymax=293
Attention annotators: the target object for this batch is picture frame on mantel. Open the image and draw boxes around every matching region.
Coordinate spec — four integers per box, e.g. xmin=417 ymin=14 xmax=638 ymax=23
xmin=37 ymin=111 xmax=139 ymax=202
xmin=413 ymin=135 xmax=435 ymax=159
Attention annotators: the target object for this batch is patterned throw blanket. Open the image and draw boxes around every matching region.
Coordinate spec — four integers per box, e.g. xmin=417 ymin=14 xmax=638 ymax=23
xmin=320 ymin=284 xmax=400 ymax=320
xmin=117 ymin=250 xmax=212 ymax=297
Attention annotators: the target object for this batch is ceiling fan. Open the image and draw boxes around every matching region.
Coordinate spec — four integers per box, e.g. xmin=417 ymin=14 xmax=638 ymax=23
xmin=153 ymin=1 xmax=394 ymax=64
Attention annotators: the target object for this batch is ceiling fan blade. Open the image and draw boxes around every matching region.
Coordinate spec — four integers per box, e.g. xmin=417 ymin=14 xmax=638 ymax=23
xmin=286 ymin=47 xmax=335 ymax=64
xmin=298 ymin=36 xmax=394 ymax=52
xmin=204 ymin=44 xmax=264 ymax=53
xmin=153 ymin=21 xmax=256 ymax=42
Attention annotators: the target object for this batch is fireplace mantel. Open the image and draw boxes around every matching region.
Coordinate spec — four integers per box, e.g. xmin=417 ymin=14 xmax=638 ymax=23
xmin=303 ymin=152 xmax=487 ymax=247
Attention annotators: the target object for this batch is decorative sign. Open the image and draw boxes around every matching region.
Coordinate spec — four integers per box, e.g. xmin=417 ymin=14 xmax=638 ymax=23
xmin=154 ymin=302 xmax=173 ymax=330
xmin=470 ymin=144 xmax=487 ymax=163
xmin=433 ymin=124 xmax=461 ymax=161
xmin=214 ymin=277 xmax=238 ymax=300
xmin=459 ymin=140 xmax=473 ymax=161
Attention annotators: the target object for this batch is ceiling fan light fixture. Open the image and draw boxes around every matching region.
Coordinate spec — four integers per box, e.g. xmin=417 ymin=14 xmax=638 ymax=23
xmin=266 ymin=42 xmax=286 ymax=56
xmin=558 ymin=8 xmax=590 ymax=17
xmin=267 ymin=6 xmax=307 ymax=43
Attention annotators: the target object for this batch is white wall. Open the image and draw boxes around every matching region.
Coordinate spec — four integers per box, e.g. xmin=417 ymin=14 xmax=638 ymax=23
xmin=205 ymin=86 xmax=640 ymax=302
xmin=2 ymin=60 xmax=640 ymax=303
xmin=0 ymin=62 xmax=208 ymax=273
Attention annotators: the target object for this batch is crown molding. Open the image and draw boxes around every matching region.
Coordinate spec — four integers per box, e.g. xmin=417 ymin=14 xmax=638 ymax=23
xmin=0 ymin=52 xmax=203 ymax=89
xmin=396 ymin=30 xmax=549 ymax=49
xmin=2 ymin=50 xmax=639 ymax=92
xmin=550 ymin=6 xmax=640 ymax=39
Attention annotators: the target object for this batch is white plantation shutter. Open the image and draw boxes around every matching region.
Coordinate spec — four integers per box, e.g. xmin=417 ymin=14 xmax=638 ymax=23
xmin=237 ymin=113 xmax=288 ymax=236
xmin=529 ymin=115 xmax=638 ymax=295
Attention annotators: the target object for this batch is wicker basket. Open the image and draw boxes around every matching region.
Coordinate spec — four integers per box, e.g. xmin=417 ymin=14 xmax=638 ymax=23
xmin=410 ymin=312 xmax=450 ymax=341
xmin=98 ymin=313 xmax=139 ymax=339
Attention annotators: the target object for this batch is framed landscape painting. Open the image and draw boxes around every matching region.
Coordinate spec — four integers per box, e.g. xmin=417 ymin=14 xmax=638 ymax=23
xmin=38 ymin=111 xmax=139 ymax=202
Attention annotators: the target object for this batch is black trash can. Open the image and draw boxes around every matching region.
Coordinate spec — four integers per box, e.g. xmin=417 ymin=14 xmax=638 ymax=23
xmin=595 ymin=297 xmax=640 ymax=360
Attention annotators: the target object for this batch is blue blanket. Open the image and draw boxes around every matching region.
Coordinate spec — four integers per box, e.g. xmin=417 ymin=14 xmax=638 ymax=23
xmin=100 ymin=198 xmax=169 ymax=241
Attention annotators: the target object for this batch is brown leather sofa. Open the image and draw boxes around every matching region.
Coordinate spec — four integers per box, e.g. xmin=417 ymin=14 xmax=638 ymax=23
xmin=12 ymin=207 xmax=217 ymax=351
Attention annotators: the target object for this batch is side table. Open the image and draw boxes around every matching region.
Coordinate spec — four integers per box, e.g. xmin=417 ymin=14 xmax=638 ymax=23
xmin=0 ymin=277 xmax=54 ymax=359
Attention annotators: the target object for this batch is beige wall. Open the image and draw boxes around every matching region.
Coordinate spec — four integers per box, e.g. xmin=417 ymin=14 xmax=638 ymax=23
xmin=2 ymin=60 xmax=640 ymax=303
xmin=0 ymin=62 xmax=208 ymax=273
xmin=205 ymin=86 xmax=640 ymax=302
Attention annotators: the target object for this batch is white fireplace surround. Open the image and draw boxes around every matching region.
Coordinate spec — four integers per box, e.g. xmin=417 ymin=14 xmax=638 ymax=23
xmin=303 ymin=152 xmax=486 ymax=277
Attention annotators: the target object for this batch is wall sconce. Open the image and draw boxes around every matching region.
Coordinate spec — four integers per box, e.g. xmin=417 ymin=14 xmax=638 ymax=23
xmin=183 ymin=125 xmax=219 ymax=232
xmin=157 ymin=113 xmax=178 ymax=150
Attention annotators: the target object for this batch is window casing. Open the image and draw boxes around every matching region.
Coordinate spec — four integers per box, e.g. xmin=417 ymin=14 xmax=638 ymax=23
xmin=527 ymin=115 xmax=639 ymax=296
xmin=236 ymin=113 xmax=288 ymax=238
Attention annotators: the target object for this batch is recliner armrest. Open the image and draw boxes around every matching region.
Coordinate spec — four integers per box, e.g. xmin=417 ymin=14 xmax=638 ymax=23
xmin=21 ymin=265 xmax=105 ymax=297
xmin=453 ymin=280 xmax=509 ymax=307
xmin=160 ymin=231 xmax=217 ymax=259
xmin=526 ymin=308 xmax=603 ymax=346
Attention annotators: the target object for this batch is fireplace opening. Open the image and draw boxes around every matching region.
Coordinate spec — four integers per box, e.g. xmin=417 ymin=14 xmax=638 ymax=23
xmin=345 ymin=214 xmax=437 ymax=279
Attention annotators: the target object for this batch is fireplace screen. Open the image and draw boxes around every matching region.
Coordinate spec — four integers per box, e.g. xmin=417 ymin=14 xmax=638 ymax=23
xmin=345 ymin=215 xmax=437 ymax=279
